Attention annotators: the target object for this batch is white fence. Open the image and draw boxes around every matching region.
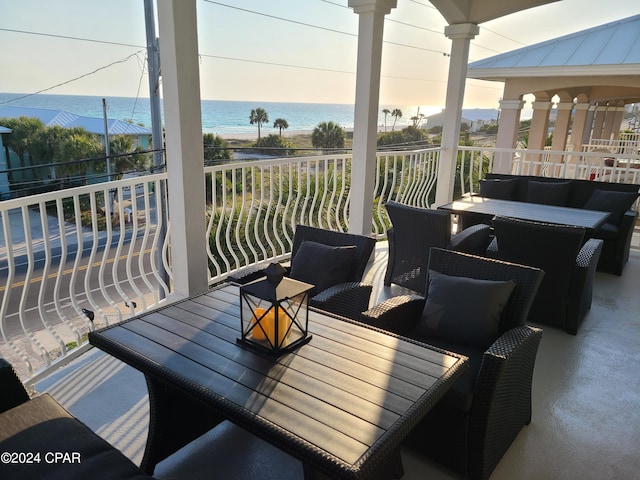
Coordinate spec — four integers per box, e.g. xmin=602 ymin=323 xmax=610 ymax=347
xmin=2 ymin=144 xmax=639 ymax=381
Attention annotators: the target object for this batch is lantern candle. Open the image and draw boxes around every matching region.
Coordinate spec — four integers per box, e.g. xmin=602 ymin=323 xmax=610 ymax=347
xmin=250 ymin=307 xmax=291 ymax=346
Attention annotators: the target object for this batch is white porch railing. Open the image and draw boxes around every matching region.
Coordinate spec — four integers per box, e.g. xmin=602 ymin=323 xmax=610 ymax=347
xmin=0 ymin=174 xmax=171 ymax=380
xmin=204 ymin=149 xmax=440 ymax=284
xmin=2 ymin=144 xmax=639 ymax=381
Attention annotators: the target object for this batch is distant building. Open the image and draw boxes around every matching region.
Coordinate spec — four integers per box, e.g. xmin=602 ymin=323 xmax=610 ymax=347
xmin=0 ymin=106 xmax=152 ymax=149
xmin=0 ymin=126 xmax=11 ymax=199
xmin=0 ymin=106 xmax=152 ymax=198
xmin=425 ymin=108 xmax=499 ymax=132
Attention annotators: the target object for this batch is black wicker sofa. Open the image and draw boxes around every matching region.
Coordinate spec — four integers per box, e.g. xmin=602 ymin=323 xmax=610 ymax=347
xmin=468 ymin=173 xmax=639 ymax=275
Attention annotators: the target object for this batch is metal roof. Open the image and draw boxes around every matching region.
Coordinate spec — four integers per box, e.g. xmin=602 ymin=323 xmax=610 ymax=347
xmin=0 ymin=106 xmax=151 ymax=136
xmin=468 ymin=14 xmax=640 ymax=80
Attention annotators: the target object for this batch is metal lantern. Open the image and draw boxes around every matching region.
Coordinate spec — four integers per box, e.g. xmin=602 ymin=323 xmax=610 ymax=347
xmin=238 ymin=264 xmax=313 ymax=357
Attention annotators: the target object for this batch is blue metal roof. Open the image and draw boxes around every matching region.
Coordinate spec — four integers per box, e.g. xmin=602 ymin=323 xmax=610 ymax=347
xmin=0 ymin=106 xmax=151 ymax=136
xmin=469 ymin=14 xmax=640 ymax=74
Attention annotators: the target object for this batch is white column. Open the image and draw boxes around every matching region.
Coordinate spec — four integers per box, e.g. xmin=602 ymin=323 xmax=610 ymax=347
xmin=494 ymin=98 xmax=524 ymax=173
xmin=157 ymin=0 xmax=208 ymax=298
xmin=551 ymin=102 xmax=573 ymax=151
xmin=528 ymin=101 xmax=552 ymax=151
xmin=569 ymin=102 xmax=590 ymax=152
xmin=611 ymin=106 xmax=626 ymax=141
xmin=592 ymin=105 xmax=607 ymax=140
xmin=434 ymin=23 xmax=479 ymax=206
xmin=348 ymin=0 xmax=397 ymax=235
xmin=602 ymin=107 xmax=617 ymax=140
xmin=582 ymin=105 xmax=597 ymax=145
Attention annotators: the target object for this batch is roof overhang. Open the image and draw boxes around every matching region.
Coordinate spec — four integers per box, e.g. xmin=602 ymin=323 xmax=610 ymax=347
xmin=468 ymin=64 xmax=640 ymax=82
xmin=429 ymin=0 xmax=560 ymax=25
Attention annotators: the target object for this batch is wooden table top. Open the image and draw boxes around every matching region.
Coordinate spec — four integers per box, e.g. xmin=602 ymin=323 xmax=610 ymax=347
xmin=89 ymin=284 xmax=467 ymax=479
xmin=440 ymin=196 xmax=611 ymax=230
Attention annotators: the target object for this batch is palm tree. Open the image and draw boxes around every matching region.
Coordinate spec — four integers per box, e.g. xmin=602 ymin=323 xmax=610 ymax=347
xmin=382 ymin=108 xmax=390 ymax=133
xmin=311 ymin=121 xmax=345 ymax=153
xmin=273 ymin=118 xmax=289 ymax=137
xmin=391 ymin=108 xmax=402 ymax=131
xmin=249 ymin=108 xmax=269 ymax=141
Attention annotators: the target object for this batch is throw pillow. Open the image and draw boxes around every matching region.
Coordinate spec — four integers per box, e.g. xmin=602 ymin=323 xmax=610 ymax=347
xmin=289 ymin=241 xmax=356 ymax=297
xmin=479 ymin=179 xmax=517 ymax=200
xmin=526 ymin=180 xmax=571 ymax=206
xmin=415 ymin=270 xmax=516 ymax=350
xmin=583 ymin=189 xmax=639 ymax=226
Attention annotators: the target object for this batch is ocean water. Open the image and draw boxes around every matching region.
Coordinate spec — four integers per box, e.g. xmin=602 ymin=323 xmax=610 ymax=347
xmin=0 ymin=92 xmax=416 ymax=136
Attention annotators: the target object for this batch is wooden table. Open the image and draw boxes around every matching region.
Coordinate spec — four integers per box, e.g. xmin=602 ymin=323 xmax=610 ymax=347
xmin=89 ymin=284 xmax=467 ymax=480
xmin=439 ymin=196 xmax=611 ymax=230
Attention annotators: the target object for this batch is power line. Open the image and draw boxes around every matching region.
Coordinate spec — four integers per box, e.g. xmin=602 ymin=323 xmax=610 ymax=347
xmin=0 ymin=27 xmax=143 ymax=49
xmin=0 ymin=51 xmax=145 ymax=105
xmin=203 ymin=0 xmax=450 ymax=56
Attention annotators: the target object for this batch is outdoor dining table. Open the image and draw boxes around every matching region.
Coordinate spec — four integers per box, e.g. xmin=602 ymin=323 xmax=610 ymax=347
xmin=88 ymin=283 xmax=467 ymax=480
xmin=439 ymin=196 xmax=611 ymax=230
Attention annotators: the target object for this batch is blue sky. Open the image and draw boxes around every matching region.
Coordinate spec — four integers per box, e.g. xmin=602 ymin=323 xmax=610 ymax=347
xmin=0 ymin=0 xmax=637 ymax=111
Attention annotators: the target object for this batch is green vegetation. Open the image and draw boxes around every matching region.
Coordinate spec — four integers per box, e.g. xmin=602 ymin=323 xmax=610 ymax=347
xmin=203 ymin=133 xmax=232 ymax=163
xmin=273 ymin=118 xmax=289 ymax=137
xmin=311 ymin=121 xmax=345 ymax=151
xmin=0 ymin=116 xmax=151 ymax=196
xmin=252 ymin=134 xmax=296 ymax=156
xmin=249 ymin=107 xmax=269 ymax=141
xmin=377 ymin=125 xmax=429 ymax=149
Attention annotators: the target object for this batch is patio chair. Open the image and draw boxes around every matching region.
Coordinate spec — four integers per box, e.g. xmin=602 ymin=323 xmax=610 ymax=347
xmin=384 ymin=201 xmax=492 ymax=292
xmin=228 ymin=224 xmax=376 ymax=320
xmin=0 ymin=358 xmax=153 ymax=480
xmin=487 ymin=216 xmax=604 ymax=335
xmin=361 ymin=248 xmax=544 ymax=480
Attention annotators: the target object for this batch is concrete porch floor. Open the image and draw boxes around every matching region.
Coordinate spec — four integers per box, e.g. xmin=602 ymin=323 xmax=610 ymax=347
xmin=35 ymin=243 xmax=640 ymax=479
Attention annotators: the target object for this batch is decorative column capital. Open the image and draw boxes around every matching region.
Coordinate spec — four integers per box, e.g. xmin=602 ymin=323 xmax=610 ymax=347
xmin=556 ymin=102 xmax=574 ymax=111
xmin=531 ymin=101 xmax=552 ymax=111
xmin=348 ymin=0 xmax=397 ymax=14
xmin=499 ymin=99 xmax=525 ymax=110
xmin=444 ymin=23 xmax=480 ymax=40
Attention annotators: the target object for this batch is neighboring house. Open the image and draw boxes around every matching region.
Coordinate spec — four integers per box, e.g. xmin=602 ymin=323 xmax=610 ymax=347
xmin=0 ymin=106 xmax=152 ymax=149
xmin=425 ymin=108 xmax=499 ymax=132
xmin=0 ymin=106 xmax=153 ymax=197
xmin=0 ymin=125 xmax=11 ymax=199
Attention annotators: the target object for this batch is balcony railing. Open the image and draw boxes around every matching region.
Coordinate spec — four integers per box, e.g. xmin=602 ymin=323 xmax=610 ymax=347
xmin=2 ymin=145 xmax=638 ymax=382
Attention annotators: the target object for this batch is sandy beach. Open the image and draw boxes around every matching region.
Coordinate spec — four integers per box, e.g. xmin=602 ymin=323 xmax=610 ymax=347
xmin=217 ymin=129 xmax=314 ymax=141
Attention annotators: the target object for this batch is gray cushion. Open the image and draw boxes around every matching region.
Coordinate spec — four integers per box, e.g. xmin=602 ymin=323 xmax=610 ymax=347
xmin=526 ymin=180 xmax=571 ymax=206
xmin=583 ymin=189 xmax=639 ymax=226
xmin=289 ymin=241 xmax=356 ymax=297
xmin=479 ymin=179 xmax=517 ymax=200
xmin=415 ymin=270 xmax=516 ymax=350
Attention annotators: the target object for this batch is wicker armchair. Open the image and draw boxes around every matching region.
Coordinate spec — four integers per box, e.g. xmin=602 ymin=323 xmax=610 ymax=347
xmin=384 ymin=201 xmax=491 ymax=292
xmin=228 ymin=225 xmax=375 ymax=320
xmin=487 ymin=216 xmax=604 ymax=335
xmin=361 ymin=248 xmax=544 ymax=480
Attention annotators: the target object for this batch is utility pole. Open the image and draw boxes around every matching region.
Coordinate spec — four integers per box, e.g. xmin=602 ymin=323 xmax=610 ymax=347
xmin=144 ymin=0 xmax=169 ymax=297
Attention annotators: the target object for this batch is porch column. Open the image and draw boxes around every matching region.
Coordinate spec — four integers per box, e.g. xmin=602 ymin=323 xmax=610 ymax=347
xmin=494 ymin=98 xmax=525 ymax=173
xmin=550 ymin=101 xmax=574 ymax=170
xmin=434 ymin=23 xmax=479 ymax=206
xmin=527 ymin=100 xmax=552 ymax=175
xmin=592 ymin=105 xmax=607 ymax=140
xmin=348 ymin=0 xmax=397 ymax=235
xmin=610 ymin=105 xmax=626 ymax=141
xmin=528 ymin=100 xmax=552 ymax=151
xmin=602 ymin=107 xmax=618 ymax=140
xmin=157 ymin=0 xmax=208 ymax=298
xmin=568 ymin=102 xmax=590 ymax=152
xmin=582 ymin=105 xmax=597 ymax=145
